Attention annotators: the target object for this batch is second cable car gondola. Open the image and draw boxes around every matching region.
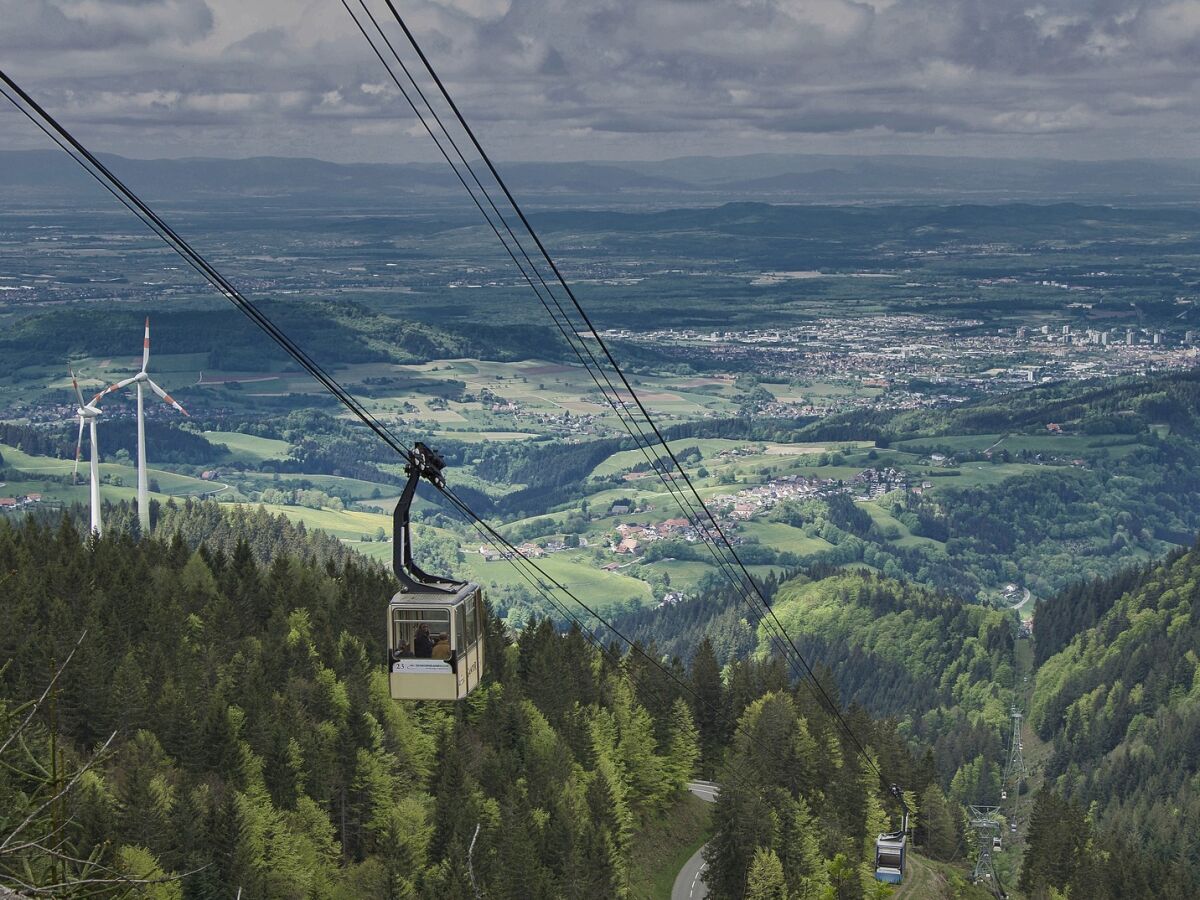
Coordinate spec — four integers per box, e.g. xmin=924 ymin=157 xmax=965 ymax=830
xmin=386 ymin=443 xmax=485 ymax=701
xmin=874 ymin=829 xmax=907 ymax=884
xmin=875 ymin=790 xmax=910 ymax=885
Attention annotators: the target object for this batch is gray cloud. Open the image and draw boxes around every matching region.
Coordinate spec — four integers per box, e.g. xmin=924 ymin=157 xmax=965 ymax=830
xmin=0 ymin=0 xmax=213 ymax=51
xmin=2 ymin=0 xmax=1200 ymax=160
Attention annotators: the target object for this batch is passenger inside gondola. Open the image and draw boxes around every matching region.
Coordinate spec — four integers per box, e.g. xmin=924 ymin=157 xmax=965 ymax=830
xmin=432 ymin=632 xmax=452 ymax=659
xmin=414 ymin=622 xmax=434 ymax=658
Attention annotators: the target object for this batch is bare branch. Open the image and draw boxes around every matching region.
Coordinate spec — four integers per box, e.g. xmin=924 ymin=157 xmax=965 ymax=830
xmin=0 ymin=730 xmax=115 ymax=854
xmin=1 ymin=863 xmax=206 ymax=895
xmin=17 ymin=841 xmax=209 ymax=888
xmin=0 ymin=817 xmax=73 ymax=856
xmin=0 ymin=631 xmax=88 ymax=760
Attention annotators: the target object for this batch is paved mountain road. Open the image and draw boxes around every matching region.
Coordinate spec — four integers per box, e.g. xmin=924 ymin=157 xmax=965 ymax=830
xmin=672 ymin=781 xmax=718 ymax=900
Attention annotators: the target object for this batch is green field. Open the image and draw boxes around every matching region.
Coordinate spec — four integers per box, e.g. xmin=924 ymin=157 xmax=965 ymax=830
xmin=462 ymin=551 xmax=654 ymax=612
xmin=432 ymin=430 xmax=538 ymax=442
xmin=859 ymin=500 xmax=944 ymax=549
xmin=359 ymin=357 xmax=745 ymax=437
xmin=895 ymin=431 xmax=1144 ymax=458
xmin=0 ymin=443 xmax=219 ymax=500
xmin=738 ymin=520 xmax=836 ymax=556
xmin=941 ymin=461 xmax=1050 ymax=488
xmin=256 ymin=502 xmax=393 ymax=540
xmin=229 ymin=471 xmax=390 ymax=500
xmin=640 ymin=558 xmax=720 ymax=593
xmin=591 ymin=439 xmax=812 ymax=477
xmin=204 ymin=431 xmax=293 ymax=462
xmin=332 ymin=518 xmax=658 ymax=617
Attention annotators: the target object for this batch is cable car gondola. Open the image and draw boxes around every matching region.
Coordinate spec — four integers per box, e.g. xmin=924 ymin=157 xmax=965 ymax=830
xmin=874 ymin=828 xmax=907 ymax=884
xmin=386 ymin=443 xmax=485 ymax=701
xmin=875 ymin=798 xmax=910 ymax=885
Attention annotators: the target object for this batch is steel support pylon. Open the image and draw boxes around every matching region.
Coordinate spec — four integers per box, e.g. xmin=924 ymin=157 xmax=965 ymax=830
xmin=1002 ymin=707 xmax=1027 ymax=828
xmin=968 ymin=805 xmax=1003 ymax=898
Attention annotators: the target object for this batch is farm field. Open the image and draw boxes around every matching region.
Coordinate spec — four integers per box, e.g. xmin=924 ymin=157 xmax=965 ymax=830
xmin=893 ymin=431 xmax=1147 ymax=458
xmin=460 ymin=550 xmax=655 ymax=621
xmin=228 ymin=471 xmax=391 ymax=500
xmin=0 ymin=443 xmax=219 ymax=498
xmin=638 ymin=558 xmax=716 ymax=593
xmin=255 ymin=501 xmax=392 ymax=540
xmin=203 ymin=431 xmax=292 ymax=462
xmin=589 ymin=438 xmax=859 ymax=478
xmin=739 ymin=521 xmax=836 ymax=556
xmin=858 ymin=500 xmax=943 ymax=549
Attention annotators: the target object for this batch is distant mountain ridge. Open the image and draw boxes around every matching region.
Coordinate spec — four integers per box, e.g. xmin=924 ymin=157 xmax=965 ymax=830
xmin=5 ymin=148 xmax=1200 ymax=206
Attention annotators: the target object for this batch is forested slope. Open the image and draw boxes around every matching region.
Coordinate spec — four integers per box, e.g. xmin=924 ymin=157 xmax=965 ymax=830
xmin=1026 ymin=539 xmax=1200 ymax=896
xmin=0 ymin=514 xmax=912 ymax=899
xmin=619 ymin=569 xmax=1018 ymax=893
xmin=767 ymin=574 xmax=1016 ymax=801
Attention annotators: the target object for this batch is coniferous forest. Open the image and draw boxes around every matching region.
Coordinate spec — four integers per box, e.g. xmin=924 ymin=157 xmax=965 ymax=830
xmin=0 ymin=510 xmax=918 ymax=899
xmin=3 ymin=496 xmax=1200 ymax=898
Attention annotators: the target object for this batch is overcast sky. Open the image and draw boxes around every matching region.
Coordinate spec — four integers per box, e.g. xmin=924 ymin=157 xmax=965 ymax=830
xmin=2 ymin=0 xmax=1200 ymax=163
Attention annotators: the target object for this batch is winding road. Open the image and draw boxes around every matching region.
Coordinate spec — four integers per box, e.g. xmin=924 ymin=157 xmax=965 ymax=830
xmin=672 ymin=781 xmax=719 ymax=900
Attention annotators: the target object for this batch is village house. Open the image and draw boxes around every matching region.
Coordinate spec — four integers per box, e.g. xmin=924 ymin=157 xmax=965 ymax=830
xmin=0 ymin=494 xmax=41 ymax=510
xmin=655 ymin=517 xmax=693 ymax=537
xmin=731 ymin=502 xmax=757 ymax=520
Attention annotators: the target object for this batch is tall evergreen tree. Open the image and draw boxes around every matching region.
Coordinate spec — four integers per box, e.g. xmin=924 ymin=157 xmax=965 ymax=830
xmin=689 ymin=637 xmax=726 ymax=778
xmin=746 ymin=847 xmax=787 ymax=900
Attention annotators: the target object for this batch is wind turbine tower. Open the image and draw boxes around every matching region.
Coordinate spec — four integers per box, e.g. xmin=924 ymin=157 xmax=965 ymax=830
xmin=98 ymin=318 xmax=189 ymax=533
xmin=71 ymin=371 xmax=104 ymax=536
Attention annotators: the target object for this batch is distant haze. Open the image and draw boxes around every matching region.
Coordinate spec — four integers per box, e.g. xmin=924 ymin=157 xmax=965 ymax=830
xmin=3 ymin=0 xmax=1200 ymax=163
xmin=4 ymin=150 xmax=1200 ymax=209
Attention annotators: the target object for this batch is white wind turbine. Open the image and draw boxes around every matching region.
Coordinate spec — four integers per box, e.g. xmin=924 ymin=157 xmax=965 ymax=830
xmin=96 ymin=318 xmax=189 ymax=534
xmin=71 ymin=371 xmax=104 ymax=536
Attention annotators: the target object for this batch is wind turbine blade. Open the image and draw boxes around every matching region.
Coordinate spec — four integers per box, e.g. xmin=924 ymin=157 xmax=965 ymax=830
xmin=94 ymin=376 xmax=138 ymax=404
xmin=70 ymin=370 xmax=86 ymax=407
xmin=142 ymin=317 xmax=150 ymax=371
xmin=74 ymin=417 xmax=85 ymax=482
xmin=147 ymin=378 xmax=189 ymax=416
